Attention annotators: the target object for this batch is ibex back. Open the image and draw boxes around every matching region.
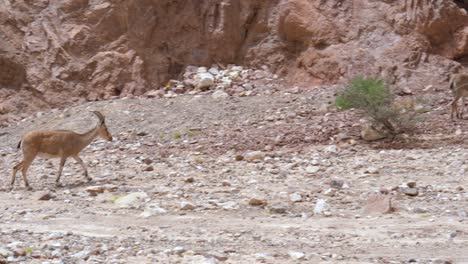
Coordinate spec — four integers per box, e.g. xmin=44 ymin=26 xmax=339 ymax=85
xmin=11 ymin=111 xmax=112 ymax=190
xmin=449 ymin=73 xmax=468 ymax=119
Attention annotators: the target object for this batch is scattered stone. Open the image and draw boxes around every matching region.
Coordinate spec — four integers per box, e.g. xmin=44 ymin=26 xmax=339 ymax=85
xmin=114 ymin=192 xmax=148 ymax=207
xmin=363 ymin=194 xmax=394 ymax=214
xmin=180 ymin=201 xmax=197 ymax=210
xmin=288 ymin=251 xmax=306 ymax=260
xmin=406 ymin=181 xmax=416 ymax=188
xmin=330 ymin=179 xmax=344 ymax=189
xmin=267 ymin=204 xmax=288 ymax=214
xmin=172 ymin=246 xmax=186 ymax=256
xmin=143 ymin=165 xmax=154 ymax=171
xmin=289 ymin=192 xmax=303 ymax=202
xmin=248 ymin=198 xmax=267 ymax=206
xmin=38 ymin=192 xmax=55 ymax=201
xmin=143 ymin=158 xmax=153 ymax=165
xmin=185 ymin=177 xmax=195 ymax=183
xmin=197 ymin=250 xmax=228 ymax=261
xmin=211 ymin=90 xmax=229 ymax=99
xmin=103 ymin=184 xmax=118 ymax=192
xmin=361 ymin=125 xmax=386 ymax=141
xmin=85 ymin=186 xmax=105 ymax=196
xmin=365 ymin=167 xmax=379 ymax=174
xmin=314 ymin=199 xmax=330 ymax=215
xmin=402 ymin=187 xmax=419 ymax=197
xmin=234 ymin=154 xmax=244 ymax=161
xmin=325 ymin=145 xmax=338 ymax=153
xmin=244 ymin=151 xmax=265 ymax=162
xmin=305 ymin=166 xmax=320 ymax=174
xmin=456 ymin=211 xmax=467 ymax=217
xmin=218 ymin=201 xmax=239 ymax=210
xmin=141 ymin=203 xmax=167 ymax=217
xmin=323 ymin=188 xmax=336 ymax=197
xmin=196 ymin=72 xmax=215 ymax=89
xmin=0 ymin=247 xmax=12 ymax=258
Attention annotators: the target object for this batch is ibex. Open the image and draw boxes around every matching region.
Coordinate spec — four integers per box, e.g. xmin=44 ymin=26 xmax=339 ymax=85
xmin=11 ymin=111 xmax=112 ymax=190
xmin=449 ymin=73 xmax=468 ymax=119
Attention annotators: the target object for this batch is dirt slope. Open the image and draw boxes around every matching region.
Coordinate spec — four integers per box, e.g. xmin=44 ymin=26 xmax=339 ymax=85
xmin=0 ymin=89 xmax=466 ymax=263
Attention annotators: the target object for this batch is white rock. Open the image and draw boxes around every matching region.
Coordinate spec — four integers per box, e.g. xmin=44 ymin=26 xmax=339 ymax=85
xmin=196 ymin=73 xmax=215 ymax=89
xmin=140 ymin=203 xmax=167 ymax=217
xmin=323 ymin=188 xmax=336 ymax=197
xmin=230 ymin=66 xmax=243 ymax=71
xmin=288 ymin=251 xmax=306 ymax=260
xmin=211 ymin=90 xmax=229 ymax=99
xmin=208 ymin=67 xmax=219 ymax=75
xmin=314 ymin=199 xmax=330 ymax=215
xmin=0 ymin=247 xmax=12 ymax=257
xmin=325 ymin=145 xmax=338 ymax=153
xmin=289 ymin=193 xmax=303 ymax=202
xmin=114 ymin=192 xmax=148 ymax=208
xmin=218 ymin=201 xmax=239 ymax=210
xmin=305 ymin=166 xmax=320 ymax=174
xmin=197 ymin=67 xmax=208 ymax=73
xmin=365 ymin=167 xmax=379 ymax=174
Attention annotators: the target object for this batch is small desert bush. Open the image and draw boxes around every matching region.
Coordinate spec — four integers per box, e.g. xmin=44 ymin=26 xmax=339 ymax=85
xmin=336 ymin=75 xmax=420 ymax=135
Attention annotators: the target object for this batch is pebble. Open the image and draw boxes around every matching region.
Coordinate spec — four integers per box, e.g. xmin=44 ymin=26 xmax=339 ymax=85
xmin=406 ymin=181 xmax=416 ymax=188
xmin=325 ymin=145 xmax=338 ymax=153
xmin=323 ymin=188 xmax=336 ymax=197
xmin=314 ymin=199 xmax=330 ymax=215
xmin=38 ymin=192 xmax=55 ymax=201
xmin=248 ymin=198 xmax=267 ymax=206
xmin=180 ymin=201 xmax=196 ymax=210
xmin=211 ymin=90 xmax=229 ymax=99
xmin=268 ymin=204 xmax=288 ymax=214
xmin=365 ymin=167 xmax=379 ymax=174
xmin=305 ymin=166 xmax=320 ymax=174
xmin=402 ymin=187 xmax=419 ymax=197
xmin=288 ymin=250 xmax=306 ymax=260
xmin=289 ymin=192 xmax=303 ymax=202
xmin=85 ymin=186 xmax=105 ymax=196
xmin=114 ymin=192 xmax=148 ymax=207
xmin=0 ymin=247 xmax=12 ymax=257
xmin=244 ymin=151 xmax=265 ymax=162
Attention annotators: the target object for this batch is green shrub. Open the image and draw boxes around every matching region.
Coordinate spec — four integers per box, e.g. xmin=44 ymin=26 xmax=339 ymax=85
xmin=336 ymin=75 xmax=419 ymax=135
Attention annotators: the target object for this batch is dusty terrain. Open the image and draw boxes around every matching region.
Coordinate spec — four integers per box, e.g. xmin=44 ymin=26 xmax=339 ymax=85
xmin=0 ymin=0 xmax=468 ymax=263
xmin=0 ymin=87 xmax=466 ymax=263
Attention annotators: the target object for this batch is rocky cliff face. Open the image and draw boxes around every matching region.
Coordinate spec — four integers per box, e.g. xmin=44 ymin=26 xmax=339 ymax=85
xmin=0 ymin=0 xmax=467 ymax=124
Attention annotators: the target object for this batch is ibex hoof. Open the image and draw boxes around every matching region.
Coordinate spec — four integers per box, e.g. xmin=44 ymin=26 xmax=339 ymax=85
xmin=26 ymin=186 xmax=33 ymax=191
xmin=86 ymin=177 xmax=93 ymax=182
xmin=55 ymin=182 xmax=63 ymax=188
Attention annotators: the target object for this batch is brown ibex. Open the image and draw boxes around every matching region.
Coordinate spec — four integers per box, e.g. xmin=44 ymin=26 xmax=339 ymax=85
xmin=11 ymin=111 xmax=112 ymax=190
xmin=449 ymin=73 xmax=468 ymax=119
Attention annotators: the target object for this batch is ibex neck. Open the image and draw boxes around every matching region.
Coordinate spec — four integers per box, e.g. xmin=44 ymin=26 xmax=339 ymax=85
xmin=80 ymin=125 xmax=100 ymax=147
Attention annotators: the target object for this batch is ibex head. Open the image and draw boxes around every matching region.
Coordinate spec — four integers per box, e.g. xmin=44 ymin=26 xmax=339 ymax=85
xmin=92 ymin=111 xmax=113 ymax=141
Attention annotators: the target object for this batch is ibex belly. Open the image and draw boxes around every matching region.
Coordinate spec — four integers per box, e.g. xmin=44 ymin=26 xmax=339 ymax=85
xmin=37 ymin=152 xmax=61 ymax=159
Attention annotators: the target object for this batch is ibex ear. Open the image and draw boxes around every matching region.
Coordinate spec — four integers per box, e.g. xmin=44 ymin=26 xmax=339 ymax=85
xmin=91 ymin=111 xmax=105 ymax=125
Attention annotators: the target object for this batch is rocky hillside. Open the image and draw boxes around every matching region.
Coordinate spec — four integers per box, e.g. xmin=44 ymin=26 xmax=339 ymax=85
xmin=0 ymin=0 xmax=467 ymax=123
